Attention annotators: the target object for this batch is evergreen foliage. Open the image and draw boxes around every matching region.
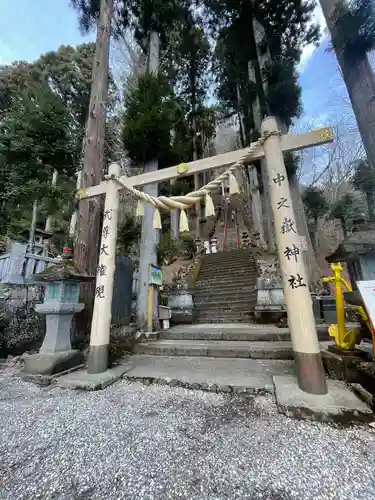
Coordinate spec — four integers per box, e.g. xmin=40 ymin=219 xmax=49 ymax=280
xmin=352 ymin=158 xmax=375 ymax=219
xmin=0 ymin=44 xmax=104 ymax=240
xmin=329 ymin=193 xmax=360 ymax=236
xmin=264 ymin=60 xmax=302 ymax=127
xmin=331 ymin=0 xmax=375 ymax=62
xmin=122 ymin=74 xmax=176 ymax=164
xmin=303 ymin=186 xmax=329 ymax=222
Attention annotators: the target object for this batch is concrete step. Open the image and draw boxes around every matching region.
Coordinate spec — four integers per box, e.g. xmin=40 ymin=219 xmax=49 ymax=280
xmin=124 ymin=355 xmax=296 ymax=393
xmin=160 ymin=324 xmax=331 ymax=342
xmin=134 ymin=339 xmax=294 ymax=360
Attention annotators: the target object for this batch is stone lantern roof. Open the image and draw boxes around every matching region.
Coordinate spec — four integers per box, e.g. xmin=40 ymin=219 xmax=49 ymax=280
xmin=326 ymin=219 xmax=375 ymax=263
xmin=30 ymin=259 xmax=95 ymax=283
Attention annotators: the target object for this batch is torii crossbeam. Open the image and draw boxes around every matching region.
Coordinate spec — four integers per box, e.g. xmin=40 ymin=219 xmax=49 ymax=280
xmin=78 ymin=126 xmax=333 ymax=200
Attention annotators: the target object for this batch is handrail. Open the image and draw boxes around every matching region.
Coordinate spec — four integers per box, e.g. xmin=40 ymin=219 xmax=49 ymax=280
xmin=222 ymin=198 xmax=229 ymax=251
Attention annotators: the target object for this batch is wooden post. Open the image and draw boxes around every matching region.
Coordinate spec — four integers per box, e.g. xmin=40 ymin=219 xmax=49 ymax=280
xmin=147 ymin=284 xmax=153 ymax=333
xmin=28 ymin=200 xmax=38 ymax=253
xmin=87 ymin=163 xmax=120 ymax=374
xmin=261 ymin=116 xmax=327 ymax=395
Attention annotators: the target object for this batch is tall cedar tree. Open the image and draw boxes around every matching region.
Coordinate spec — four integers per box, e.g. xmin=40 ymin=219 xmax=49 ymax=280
xmin=71 ymin=0 xmax=114 ymax=333
xmin=320 ymin=0 xmax=375 ymax=171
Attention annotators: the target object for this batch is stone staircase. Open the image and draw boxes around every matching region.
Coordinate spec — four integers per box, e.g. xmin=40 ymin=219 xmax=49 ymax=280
xmin=194 ymin=249 xmax=258 ymax=323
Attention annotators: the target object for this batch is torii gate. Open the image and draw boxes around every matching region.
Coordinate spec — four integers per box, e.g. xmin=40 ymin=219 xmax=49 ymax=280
xmin=78 ymin=116 xmax=334 ymax=395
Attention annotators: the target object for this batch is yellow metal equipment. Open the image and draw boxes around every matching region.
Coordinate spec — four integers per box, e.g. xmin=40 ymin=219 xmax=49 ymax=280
xmin=322 ymin=263 xmax=362 ymax=350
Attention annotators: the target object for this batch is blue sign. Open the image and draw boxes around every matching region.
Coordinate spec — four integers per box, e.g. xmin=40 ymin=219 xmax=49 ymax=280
xmin=149 ymin=264 xmax=163 ymax=286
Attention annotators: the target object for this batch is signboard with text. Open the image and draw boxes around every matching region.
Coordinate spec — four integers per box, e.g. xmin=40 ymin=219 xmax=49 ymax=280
xmin=149 ymin=264 xmax=163 ymax=286
xmin=357 ymin=280 xmax=375 ymax=328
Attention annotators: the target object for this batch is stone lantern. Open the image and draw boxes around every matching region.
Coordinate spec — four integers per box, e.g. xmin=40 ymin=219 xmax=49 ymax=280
xmin=23 ymin=256 xmax=94 ymax=379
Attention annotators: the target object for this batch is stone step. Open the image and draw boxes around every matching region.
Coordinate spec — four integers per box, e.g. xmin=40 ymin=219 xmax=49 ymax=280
xmin=202 ymin=257 xmax=255 ymax=265
xmin=195 ymin=281 xmax=256 ymax=290
xmin=124 ymin=355 xmax=296 ymax=393
xmin=194 ymin=302 xmax=257 ymax=311
xmin=196 ymin=277 xmax=257 ymax=287
xmin=160 ymin=324 xmax=331 ymax=342
xmin=200 ymin=266 xmax=255 ymax=273
xmin=194 ymin=300 xmax=256 ymax=311
xmin=197 ymin=309 xmax=254 ymax=317
xmin=194 ymin=288 xmax=256 ymax=299
xmin=203 ymin=251 xmax=256 ymax=266
xmin=134 ymin=339 xmax=294 ymax=360
xmin=195 ymin=317 xmax=254 ymax=324
xmin=198 ymin=269 xmax=257 ymax=279
xmin=200 ymin=267 xmax=257 ymax=275
xmin=204 ymin=249 xmax=251 ymax=256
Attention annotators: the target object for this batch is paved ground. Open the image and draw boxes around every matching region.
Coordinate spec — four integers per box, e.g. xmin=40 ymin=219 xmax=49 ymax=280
xmin=1 ymin=364 xmax=375 ymax=500
xmin=124 ymin=355 xmax=296 ymax=392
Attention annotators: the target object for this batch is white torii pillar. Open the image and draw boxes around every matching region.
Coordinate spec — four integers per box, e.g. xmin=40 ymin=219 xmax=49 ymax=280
xmin=261 ymin=116 xmax=327 ymax=395
xmin=87 ymin=163 xmax=121 ymax=374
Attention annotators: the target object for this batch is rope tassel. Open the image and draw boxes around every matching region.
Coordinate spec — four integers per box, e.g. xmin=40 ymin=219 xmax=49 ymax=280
xmin=179 ymin=209 xmax=189 ymax=233
xmin=153 ymin=208 xmax=162 ymax=229
xmin=205 ymin=193 xmax=215 ymax=217
xmin=229 ymin=172 xmax=240 ymax=195
xmin=135 ymin=199 xmax=144 ymax=217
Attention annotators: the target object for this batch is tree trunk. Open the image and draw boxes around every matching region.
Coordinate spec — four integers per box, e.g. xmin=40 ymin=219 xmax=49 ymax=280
xmin=248 ymin=165 xmax=266 ymax=247
xmin=365 ymin=190 xmax=375 ymax=221
xmin=320 ymin=0 xmax=375 ymax=171
xmin=289 ymin=173 xmax=320 ymax=286
xmin=340 ymin=217 xmax=348 ymax=237
xmin=74 ymin=0 xmax=113 ymax=334
xmin=136 ymin=31 xmax=160 ymax=329
xmin=248 ymin=11 xmax=275 ymax=252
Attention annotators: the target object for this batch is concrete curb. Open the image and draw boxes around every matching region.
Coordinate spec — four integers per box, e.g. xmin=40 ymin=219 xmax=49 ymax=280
xmin=124 ymin=375 xmax=272 ymax=396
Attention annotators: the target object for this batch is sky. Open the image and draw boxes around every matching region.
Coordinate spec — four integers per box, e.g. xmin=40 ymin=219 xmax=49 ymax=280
xmin=0 ymin=0 xmax=358 ymax=154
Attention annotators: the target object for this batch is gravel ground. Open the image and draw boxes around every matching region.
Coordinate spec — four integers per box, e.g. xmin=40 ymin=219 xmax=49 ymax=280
xmin=1 ymin=364 xmax=375 ymax=500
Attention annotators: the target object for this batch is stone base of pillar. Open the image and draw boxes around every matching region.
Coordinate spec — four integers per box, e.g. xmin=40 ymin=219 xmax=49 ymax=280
xmin=294 ymin=351 xmax=327 ymax=395
xmin=87 ymin=344 xmax=108 ymax=374
xmin=22 ymin=350 xmax=83 ymax=377
xmin=273 ymin=375 xmax=373 ymax=423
